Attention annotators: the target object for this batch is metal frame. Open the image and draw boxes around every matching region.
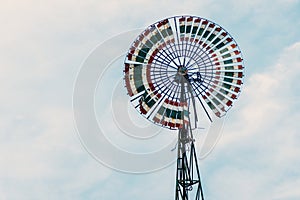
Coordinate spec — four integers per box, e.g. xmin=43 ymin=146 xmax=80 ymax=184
xmin=175 ymin=79 xmax=205 ymax=200
xmin=175 ymin=135 xmax=204 ymax=200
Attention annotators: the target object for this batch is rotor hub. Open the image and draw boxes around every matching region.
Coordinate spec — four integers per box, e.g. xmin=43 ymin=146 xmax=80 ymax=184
xmin=178 ymin=66 xmax=188 ymax=75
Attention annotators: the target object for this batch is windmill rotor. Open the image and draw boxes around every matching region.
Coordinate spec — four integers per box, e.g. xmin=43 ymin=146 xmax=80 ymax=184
xmin=124 ymin=15 xmax=243 ymax=129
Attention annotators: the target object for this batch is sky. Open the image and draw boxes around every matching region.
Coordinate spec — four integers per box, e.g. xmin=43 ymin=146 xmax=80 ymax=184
xmin=0 ymin=0 xmax=300 ymax=199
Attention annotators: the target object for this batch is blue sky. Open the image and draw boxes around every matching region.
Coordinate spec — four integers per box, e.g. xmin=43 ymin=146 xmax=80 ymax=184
xmin=1 ymin=0 xmax=300 ymax=199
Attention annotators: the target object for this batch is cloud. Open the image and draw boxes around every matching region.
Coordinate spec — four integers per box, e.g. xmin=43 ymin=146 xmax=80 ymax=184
xmin=0 ymin=105 xmax=112 ymax=199
xmin=203 ymin=42 xmax=300 ymax=199
xmin=224 ymin=41 xmax=300 ymax=142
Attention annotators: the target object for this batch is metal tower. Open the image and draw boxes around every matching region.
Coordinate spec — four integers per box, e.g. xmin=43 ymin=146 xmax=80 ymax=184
xmin=124 ymin=15 xmax=244 ymax=200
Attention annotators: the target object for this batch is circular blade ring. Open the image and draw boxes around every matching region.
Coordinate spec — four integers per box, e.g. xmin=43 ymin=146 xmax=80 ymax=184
xmin=124 ymin=15 xmax=244 ymax=129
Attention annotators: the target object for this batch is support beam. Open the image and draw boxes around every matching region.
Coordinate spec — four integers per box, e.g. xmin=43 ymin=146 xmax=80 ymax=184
xmin=175 ymin=76 xmax=205 ymax=200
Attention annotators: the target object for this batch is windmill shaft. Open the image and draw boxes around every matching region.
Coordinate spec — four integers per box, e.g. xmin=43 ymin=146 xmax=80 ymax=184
xmin=175 ymin=128 xmax=204 ymax=200
xmin=175 ymin=79 xmax=204 ymax=200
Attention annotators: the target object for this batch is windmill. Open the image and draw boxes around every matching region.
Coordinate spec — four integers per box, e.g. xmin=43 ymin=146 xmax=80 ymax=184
xmin=124 ymin=15 xmax=244 ymax=200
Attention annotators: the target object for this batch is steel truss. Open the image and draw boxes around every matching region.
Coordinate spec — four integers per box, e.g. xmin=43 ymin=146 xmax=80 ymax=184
xmin=175 ymin=78 xmax=205 ymax=200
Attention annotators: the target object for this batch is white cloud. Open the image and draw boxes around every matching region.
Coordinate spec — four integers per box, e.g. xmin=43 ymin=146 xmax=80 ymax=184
xmin=0 ymin=105 xmax=112 ymax=199
xmin=227 ymin=41 xmax=300 ymax=141
xmin=203 ymin=42 xmax=300 ymax=199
